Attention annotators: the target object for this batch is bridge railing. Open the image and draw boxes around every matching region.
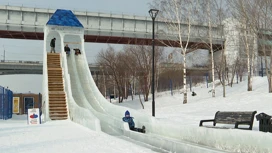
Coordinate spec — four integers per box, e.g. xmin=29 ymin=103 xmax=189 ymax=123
xmin=0 ymin=60 xmax=101 ymax=66
xmin=0 ymin=60 xmax=43 ymax=64
xmin=0 ymin=5 xmax=224 ymax=42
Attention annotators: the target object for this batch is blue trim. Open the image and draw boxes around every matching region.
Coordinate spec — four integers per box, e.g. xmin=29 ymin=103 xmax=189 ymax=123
xmin=46 ymin=9 xmax=84 ymax=28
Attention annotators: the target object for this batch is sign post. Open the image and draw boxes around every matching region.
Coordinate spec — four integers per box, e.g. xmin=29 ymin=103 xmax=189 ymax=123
xmin=28 ymin=108 xmax=40 ymax=125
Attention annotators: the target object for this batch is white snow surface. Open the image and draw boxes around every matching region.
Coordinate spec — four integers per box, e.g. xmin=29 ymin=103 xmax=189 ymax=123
xmin=117 ymin=77 xmax=272 ymax=153
xmin=1 ymin=77 xmax=272 ymax=153
xmin=0 ymin=116 xmax=154 ymax=153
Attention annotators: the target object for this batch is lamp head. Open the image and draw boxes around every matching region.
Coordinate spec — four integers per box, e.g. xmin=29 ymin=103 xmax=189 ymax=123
xmin=149 ymin=9 xmax=159 ymax=19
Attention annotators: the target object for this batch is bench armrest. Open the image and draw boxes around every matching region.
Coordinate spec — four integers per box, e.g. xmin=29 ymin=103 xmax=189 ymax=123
xmin=235 ymin=121 xmax=253 ymax=130
xmin=199 ymin=119 xmax=215 ymax=126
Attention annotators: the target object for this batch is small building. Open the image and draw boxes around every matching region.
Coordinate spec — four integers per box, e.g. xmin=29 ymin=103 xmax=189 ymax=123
xmin=13 ymin=93 xmax=42 ymax=115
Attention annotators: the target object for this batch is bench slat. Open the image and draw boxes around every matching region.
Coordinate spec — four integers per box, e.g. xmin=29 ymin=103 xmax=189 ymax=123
xmin=199 ymin=111 xmax=257 ymax=130
xmin=215 ymin=112 xmax=254 ymax=124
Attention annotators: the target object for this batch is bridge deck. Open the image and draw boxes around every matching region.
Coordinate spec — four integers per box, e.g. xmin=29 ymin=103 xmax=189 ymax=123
xmin=0 ymin=5 xmax=224 ymax=50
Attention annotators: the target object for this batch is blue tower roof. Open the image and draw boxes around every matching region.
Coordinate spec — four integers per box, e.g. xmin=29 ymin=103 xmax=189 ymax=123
xmin=46 ymin=9 xmax=84 ymax=28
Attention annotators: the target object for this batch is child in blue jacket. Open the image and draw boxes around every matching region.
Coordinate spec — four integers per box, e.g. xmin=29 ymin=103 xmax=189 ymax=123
xmin=122 ymin=110 xmax=145 ymax=133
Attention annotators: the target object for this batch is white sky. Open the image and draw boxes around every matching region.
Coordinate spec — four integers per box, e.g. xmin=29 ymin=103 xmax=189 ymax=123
xmin=0 ymin=77 xmax=271 ymax=152
xmin=0 ymin=0 xmax=153 ymax=62
xmin=0 ymin=0 xmax=153 ymax=93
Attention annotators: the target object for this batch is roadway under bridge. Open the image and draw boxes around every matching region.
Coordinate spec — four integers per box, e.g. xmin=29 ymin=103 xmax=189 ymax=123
xmin=0 ymin=60 xmax=209 ymax=75
xmin=0 ymin=60 xmax=99 ymax=75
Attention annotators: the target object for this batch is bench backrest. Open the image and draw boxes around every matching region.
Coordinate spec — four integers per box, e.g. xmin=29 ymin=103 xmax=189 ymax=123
xmin=214 ymin=111 xmax=257 ymax=124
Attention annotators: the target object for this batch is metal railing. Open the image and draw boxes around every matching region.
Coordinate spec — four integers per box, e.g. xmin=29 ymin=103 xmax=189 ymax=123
xmin=0 ymin=60 xmax=42 ymax=64
xmin=0 ymin=60 xmax=100 ymax=66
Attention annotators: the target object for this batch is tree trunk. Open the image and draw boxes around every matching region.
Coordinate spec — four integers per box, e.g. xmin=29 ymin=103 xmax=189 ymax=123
xmin=144 ymin=91 xmax=149 ymax=101
xmin=125 ymin=79 xmax=127 ymax=99
xmin=117 ymin=85 xmax=123 ymax=103
xmin=143 ymin=75 xmax=150 ymax=101
xmin=223 ymin=55 xmax=226 ymax=97
xmin=244 ymin=27 xmax=252 ymax=91
xmin=102 ymin=70 xmax=107 ymax=98
xmin=269 ymin=74 xmax=272 ymax=93
xmin=141 ymin=72 xmax=150 ymax=102
xmin=247 ymin=63 xmax=252 ymax=91
xmin=183 ymin=51 xmax=187 ymax=104
xmin=131 ymin=83 xmax=134 ymax=100
xmin=249 ymin=37 xmax=256 ymax=91
xmin=269 ymin=78 xmax=272 ymax=93
xmin=208 ymin=0 xmax=215 ymax=97
xmin=247 ymin=74 xmax=252 ymax=91
xmin=230 ymin=59 xmax=238 ymax=87
xmin=269 ymin=48 xmax=272 ymax=93
xmin=114 ymin=84 xmax=116 ymax=100
xmin=134 ymin=77 xmax=136 ymax=96
xmin=211 ymin=48 xmax=215 ymax=97
xmin=263 ymin=46 xmax=271 ymax=92
xmin=138 ymin=91 xmax=144 ymax=109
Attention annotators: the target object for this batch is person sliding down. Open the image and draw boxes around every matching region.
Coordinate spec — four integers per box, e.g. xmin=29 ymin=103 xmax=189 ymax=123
xmin=64 ymin=44 xmax=71 ymax=55
xmin=122 ymin=110 xmax=145 ymax=133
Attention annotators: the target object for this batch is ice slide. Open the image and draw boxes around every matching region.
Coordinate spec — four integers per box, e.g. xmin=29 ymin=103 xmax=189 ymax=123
xmin=60 ymin=46 xmax=227 ymax=153
xmin=66 ymin=53 xmax=127 ymax=135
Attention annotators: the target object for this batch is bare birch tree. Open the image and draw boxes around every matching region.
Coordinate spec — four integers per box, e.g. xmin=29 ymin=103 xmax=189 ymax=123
xmin=229 ymin=0 xmax=258 ymax=91
xmin=230 ymin=0 xmax=272 ymax=93
xmin=254 ymin=0 xmax=272 ymax=93
xmin=198 ymin=0 xmax=229 ymax=97
xmin=206 ymin=0 xmax=216 ymax=97
xmin=152 ymin=0 xmax=200 ymax=104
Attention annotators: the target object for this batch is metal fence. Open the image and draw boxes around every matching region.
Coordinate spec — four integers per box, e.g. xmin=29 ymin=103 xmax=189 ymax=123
xmin=0 ymin=86 xmax=13 ymax=120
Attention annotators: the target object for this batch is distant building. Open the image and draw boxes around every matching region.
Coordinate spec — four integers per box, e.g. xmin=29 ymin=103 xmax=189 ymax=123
xmin=222 ymin=18 xmax=270 ymax=76
xmin=13 ymin=93 xmax=42 ymax=115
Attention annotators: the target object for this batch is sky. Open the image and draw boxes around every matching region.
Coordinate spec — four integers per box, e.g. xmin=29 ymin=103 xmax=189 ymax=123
xmin=0 ymin=0 xmax=153 ymax=15
xmin=0 ymin=0 xmax=153 ymax=93
xmin=0 ymin=0 xmax=153 ymax=62
xmin=1 ymin=76 xmax=272 ymax=152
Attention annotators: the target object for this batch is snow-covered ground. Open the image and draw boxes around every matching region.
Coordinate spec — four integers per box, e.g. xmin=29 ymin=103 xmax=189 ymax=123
xmin=117 ymin=76 xmax=272 ymax=130
xmin=0 ymin=115 xmax=158 ymax=153
xmin=1 ymin=76 xmax=272 ymax=153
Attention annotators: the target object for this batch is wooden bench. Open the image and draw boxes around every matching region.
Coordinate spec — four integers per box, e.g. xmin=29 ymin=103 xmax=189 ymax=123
xmin=199 ymin=111 xmax=257 ymax=130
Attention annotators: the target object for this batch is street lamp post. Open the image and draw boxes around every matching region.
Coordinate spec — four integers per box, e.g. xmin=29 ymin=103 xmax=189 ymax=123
xmin=149 ymin=9 xmax=159 ymax=117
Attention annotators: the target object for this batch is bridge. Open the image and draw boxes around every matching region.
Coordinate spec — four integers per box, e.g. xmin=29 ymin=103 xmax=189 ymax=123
xmin=0 ymin=60 xmax=209 ymax=75
xmin=0 ymin=5 xmax=224 ymax=50
xmin=0 ymin=60 xmax=101 ymax=75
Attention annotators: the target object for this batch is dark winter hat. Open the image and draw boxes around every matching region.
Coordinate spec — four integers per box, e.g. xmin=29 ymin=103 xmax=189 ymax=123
xmin=125 ymin=110 xmax=130 ymax=116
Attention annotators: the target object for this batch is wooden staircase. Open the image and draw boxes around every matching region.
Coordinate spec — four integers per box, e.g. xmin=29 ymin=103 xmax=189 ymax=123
xmin=47 ymin=53 xmax=68 ymax=120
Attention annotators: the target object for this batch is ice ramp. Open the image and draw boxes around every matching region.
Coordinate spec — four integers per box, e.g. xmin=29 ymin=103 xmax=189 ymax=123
xmin=73 ymin=49 xmax=151 ymax=126
xmin=67 ymin=48 xmax=227 ymax=153
xmin=60 ymin=52 xmax=101 ymax=131
xmin=65 ymin=52 xmax=127 ymax=135
xmin=70 ymin=49 xmax=270 ymax=153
